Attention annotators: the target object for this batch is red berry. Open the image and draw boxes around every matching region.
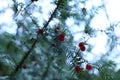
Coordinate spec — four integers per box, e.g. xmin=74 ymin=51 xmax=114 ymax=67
xmin=75 ymin=66 xmax=81 ymax=72
xmin=58 ymin=33 xmax=65 ymax=42
xmin=82 ymin=7 xmax=86 ymax=12
xmin=79 ymin=42 xmax=84 ymax=48
xmin=82 ymin=7 xmax=87 ymax=15
xmin=84 ymin=30 xmax=88 ymax=34
xmin=23 ymin=65 xmax=27 ymax=69
xmin=31 ymin=0 xmax=38 ymax=2
xmin=38 ymin=29 xmax=44 ymax=34
xmin=100 ymin=30 xmax=104 ymax=32
xmin=86 ymin=64 xmax=92 ymax=71
xmin=52 ymin=43 xmax=56 ymax=47
xmin=80 ymin=45 xmax=86 ymax=51
xmin=79 ymin=42 xmax=86 ymax=51
xmin=55 ymin=27 xmax=60 ymax=31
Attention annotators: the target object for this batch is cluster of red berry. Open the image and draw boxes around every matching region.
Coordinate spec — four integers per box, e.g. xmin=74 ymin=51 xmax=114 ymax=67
xmin=79 ymin=42 xmax=86 ymax=51
xmin=37 ymin=27 xmax=91 ymax=74
xmin=75 ymin=64 xmax=92 ymax=72
xmin=54 ymin=27 xmax=65 ymax=42
xmin=38 ymin=27 xmax=65 ymax=42
xmin=37 ymin=27 xmax=65 ymax=48
xmin=75 ymin=36 xmax=92 ymax=72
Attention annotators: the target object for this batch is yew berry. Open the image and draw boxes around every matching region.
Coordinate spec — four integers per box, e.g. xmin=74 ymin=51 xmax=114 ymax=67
xmin=80 ymin=45 xmax=86 ymax=51
xmin=31 ymin=0 xmax=38 ymax=2
xmin=100 ymin=30 xmax=104 ymax=32
xmin=38 ymin=29 xmax=44 ymax=34
xmin=79 ymin=42 xmax=84 ymax=48
xmin=52 ymin=43 xmax=56 ymax=47
xmin=79 ymin=42 xmax=86 ymax=51
xmin=86 ymin=64 xmax=92 ymax=71
xmin=58 ymin=33 xmax=65 ymax=42
xmin=82 ymin=7 xmax=87 ymax=15
xmin=84 ymin=30 xmax=88 ymax=34
xmin=55 ymin=27 xmax=60 ymax=31
xmin=82 ymin=7 xmax=86 ymax=12
xmin=75 ymin=66 xmax=81 ymax=72
xmin=23 ymin=65 xmax=27 ymax=69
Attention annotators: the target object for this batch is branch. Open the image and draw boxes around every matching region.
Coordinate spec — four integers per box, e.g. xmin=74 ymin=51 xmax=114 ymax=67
xmin=10 ymin=0 xmax=63 ymax=79
xmin=10 ymin=38 xmax=38 ymax=77
xmin=43 ymin=0 xmax=62 ymax=28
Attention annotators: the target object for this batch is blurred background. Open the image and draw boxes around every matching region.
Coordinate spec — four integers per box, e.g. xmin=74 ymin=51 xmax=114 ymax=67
xmin=0 ymin=0 xmax=120 ymax=80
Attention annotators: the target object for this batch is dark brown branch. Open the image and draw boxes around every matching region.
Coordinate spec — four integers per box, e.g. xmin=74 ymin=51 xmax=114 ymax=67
xmin=10 ymin=39 xmax=37 ymax=77
xmin=43 ymin=0 xmax=62 ymax=28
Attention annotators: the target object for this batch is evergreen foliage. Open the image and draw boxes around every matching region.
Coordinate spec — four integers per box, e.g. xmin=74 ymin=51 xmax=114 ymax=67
xmin=0 ymin=0 xmax=120 ymax=80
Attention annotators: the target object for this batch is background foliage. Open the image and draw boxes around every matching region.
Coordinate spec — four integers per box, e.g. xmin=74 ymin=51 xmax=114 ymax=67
xmin=0 ymin=0 xmax=120 ymax=80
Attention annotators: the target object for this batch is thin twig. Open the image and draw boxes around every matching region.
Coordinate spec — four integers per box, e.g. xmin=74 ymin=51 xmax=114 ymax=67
xmin=101 ymin=0 xmax=110 ymax=22
xmin=41 ymin=60 xmax=53 ymax=80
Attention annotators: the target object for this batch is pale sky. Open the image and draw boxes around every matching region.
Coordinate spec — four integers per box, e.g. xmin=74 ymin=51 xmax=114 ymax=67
xmin=0 ymin=0 xmax=120 ymax=70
